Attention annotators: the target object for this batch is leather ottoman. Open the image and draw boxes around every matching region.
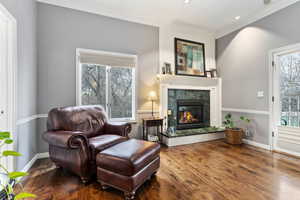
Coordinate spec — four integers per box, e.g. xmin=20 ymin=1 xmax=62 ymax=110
xmin=96 ymin=139 xmax=160 ymax=199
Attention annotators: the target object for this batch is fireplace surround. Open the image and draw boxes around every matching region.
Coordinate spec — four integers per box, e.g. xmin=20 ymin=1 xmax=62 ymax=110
xmin=167 ymin=89 xmax=210 ymax=131
xmin=159 ymin=78 xmax=223 ymax=146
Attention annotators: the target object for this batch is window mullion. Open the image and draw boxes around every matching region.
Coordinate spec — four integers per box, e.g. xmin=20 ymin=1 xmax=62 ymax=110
xmin=132 ymin=68 xmax=136 ymax=121
xmin=106 ymin=66 xmax=111 ymax=119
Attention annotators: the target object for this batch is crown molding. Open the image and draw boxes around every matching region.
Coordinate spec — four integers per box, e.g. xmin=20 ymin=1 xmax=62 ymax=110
xmin=216 ymin=0 xmax=300 ymax=39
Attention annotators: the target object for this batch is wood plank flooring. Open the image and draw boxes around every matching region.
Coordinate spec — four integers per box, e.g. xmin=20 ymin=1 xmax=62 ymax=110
xmin=20 ymin=140 xmax=300 ymax=200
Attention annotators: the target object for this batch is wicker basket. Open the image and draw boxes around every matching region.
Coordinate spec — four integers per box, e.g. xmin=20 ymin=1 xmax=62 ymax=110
xmin=225 ymin=128 xmax=244 ymax=145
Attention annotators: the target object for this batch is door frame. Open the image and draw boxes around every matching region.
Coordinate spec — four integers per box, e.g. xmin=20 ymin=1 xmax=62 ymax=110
xmin=269 ymin=43 xmax=300 ymax=153
xmin=0 ymin=3 xmax=17 ymax=171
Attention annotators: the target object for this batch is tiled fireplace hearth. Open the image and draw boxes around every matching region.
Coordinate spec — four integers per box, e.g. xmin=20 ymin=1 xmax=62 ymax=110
xmin=159 ymin=76 xmax=223 ymax=146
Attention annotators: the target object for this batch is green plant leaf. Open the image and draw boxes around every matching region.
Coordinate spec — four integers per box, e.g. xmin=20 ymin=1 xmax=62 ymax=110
xmin=230 ymin=121 xmax=234 ymax=128
xmin=8 ymin=183 xmax=13 ymax=194
xmin=14 ymin=192 xmax=36 ymax=199
xmin=4 ymin=139 xmax=13 ymax=144
xmin=0 ymin=132 xmax=10 ymax=139
xmin=240 ymin=116 xmax=245 ymax=120
xmin=8 ymin=171 xmax=28 ymax=179
xmin=2 ymin=151 xmax=22 ymax=157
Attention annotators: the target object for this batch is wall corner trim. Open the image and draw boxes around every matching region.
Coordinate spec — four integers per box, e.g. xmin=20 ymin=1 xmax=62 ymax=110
xmin=243 ymin=139 xmax=271 ymax=150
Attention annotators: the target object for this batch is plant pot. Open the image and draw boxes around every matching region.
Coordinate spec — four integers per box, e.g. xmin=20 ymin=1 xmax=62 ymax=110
xmin=225 ymin=128 xmax=244 ymax=145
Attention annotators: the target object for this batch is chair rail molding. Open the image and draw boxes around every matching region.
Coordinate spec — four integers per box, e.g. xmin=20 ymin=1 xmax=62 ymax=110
xmin=222 ymin=108 xmax=270 ymax=115
xmin=16 ymin=114 xmax=48 ymax=126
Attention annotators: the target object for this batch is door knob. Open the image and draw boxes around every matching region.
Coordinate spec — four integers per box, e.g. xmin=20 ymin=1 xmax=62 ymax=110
xmin=0 ymin=110 xmax=4 ymax=114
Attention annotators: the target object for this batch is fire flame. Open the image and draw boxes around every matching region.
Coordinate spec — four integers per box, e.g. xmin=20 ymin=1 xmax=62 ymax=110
xmin=179 ymin=111 xmax=198 ymax=123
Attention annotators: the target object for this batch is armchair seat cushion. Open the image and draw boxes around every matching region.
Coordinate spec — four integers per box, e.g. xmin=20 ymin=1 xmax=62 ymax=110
xmin=89 ymin=135 xmax=127 ymax=159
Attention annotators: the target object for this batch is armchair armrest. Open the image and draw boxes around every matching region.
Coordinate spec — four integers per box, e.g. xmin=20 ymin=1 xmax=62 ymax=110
xmin=43 ymin=131 xmax=88 ymax=149
xmin=104 ymin=122 xmax=132 ymax=137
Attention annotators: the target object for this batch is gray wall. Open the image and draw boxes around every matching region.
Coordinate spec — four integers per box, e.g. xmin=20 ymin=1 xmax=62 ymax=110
xmin=0 ymin=0 xmax=37 ymax=170
xmin=217 ymin=2 xmax=300 ymax=145
xmin=36 ymin=3 xmax=159 ymax=152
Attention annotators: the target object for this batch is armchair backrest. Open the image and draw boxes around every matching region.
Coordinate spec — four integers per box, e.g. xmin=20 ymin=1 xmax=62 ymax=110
xmin=47 ymin=105 xmax=108 ymax=138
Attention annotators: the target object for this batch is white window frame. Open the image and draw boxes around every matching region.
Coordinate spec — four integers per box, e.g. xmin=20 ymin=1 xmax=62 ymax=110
xmin=0 ymin=2 xmax=17 ymax=172
xmin=76 ymin=48 xmax=137 ymax=122
xmin=269 ymin=42 xmax=300 ymax=154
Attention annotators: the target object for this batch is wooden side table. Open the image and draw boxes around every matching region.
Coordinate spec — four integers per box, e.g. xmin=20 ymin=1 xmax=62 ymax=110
xmin=142 ymin=118 xmax=164 ymax=143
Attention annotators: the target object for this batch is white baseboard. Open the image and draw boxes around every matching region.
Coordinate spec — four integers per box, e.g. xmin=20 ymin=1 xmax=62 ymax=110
xmin=36 ymin=152 xmax=49 ymax=159
xmin=21 ymin=152 xmax=49 ymax=174
xmin=274 ymin=146 xmax=300 ymax=158
xmin=243 ymin=139 xmax=271 ymax=150
xmin=21 ymin=154 xmax=38 ymax=173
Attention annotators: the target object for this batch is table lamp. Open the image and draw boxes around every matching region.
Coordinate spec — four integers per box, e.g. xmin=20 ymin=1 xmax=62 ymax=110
xmin=148 ymin=91 xmax=157 ymax=117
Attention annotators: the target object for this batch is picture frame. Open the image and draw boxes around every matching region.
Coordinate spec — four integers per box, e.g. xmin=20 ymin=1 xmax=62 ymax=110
xmin=162 ymin=66 xmax=166 ymax=74
xmin=164 ymin=62 xmax=172 ymax=74
xmin=175 ymin=38 xmax=206 ymax=77
xmin=206 ymin=71 xmax=212 ymax=78
xmin=211 ymin=69 xmax=218 ymax=77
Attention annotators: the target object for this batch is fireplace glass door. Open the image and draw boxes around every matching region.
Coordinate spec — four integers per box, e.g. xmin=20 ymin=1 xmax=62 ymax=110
xmin=177 ymin=100 xmax=204 ymax=130
xmin=178 ymin=105 xmax=202 ymax=124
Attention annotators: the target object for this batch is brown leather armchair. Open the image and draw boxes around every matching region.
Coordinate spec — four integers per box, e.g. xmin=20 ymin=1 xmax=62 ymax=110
xmin=43 ymin=105 xmax=132 ymax=183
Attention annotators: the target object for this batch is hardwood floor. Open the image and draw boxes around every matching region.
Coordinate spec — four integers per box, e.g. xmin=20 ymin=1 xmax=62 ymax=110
xmin=21 ymin=140 xmax=300 ymax=200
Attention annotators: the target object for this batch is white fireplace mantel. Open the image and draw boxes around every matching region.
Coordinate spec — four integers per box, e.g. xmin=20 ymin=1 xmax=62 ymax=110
xmin=159 ymin=76 xmax=222 ymax=132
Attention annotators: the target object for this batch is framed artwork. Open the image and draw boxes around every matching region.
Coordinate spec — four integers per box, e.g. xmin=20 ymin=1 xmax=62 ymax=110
xmin=175 ymin=38 xmax=206 ymax=77
xmin=164 ymin=62 xmax=172 ymax=74
xmin=211 ymin=69 xmax=218 ymax=77
xmin=206 ymin=71 xmax=212 ymax=78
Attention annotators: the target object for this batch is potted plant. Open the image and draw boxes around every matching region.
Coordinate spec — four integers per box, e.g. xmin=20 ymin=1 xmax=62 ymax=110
xmin=223 ymin=113 xmax=251 ymax=145
xmin=0 ymin=131 xmax=36 ymax=200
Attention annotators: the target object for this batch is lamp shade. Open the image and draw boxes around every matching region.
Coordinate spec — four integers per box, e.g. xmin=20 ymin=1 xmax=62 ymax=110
xmin=148 ymin=91 xmax=157 ymax=101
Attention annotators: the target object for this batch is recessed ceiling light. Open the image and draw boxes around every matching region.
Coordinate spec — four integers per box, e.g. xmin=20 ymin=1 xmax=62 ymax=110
xmin=235 ymin=16 xmax=241 ymax=20
xmin=184 ymin=0 xmax=191 ymax=4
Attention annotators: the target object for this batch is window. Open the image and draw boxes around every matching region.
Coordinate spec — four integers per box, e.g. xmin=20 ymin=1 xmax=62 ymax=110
xmin=77 ymin=49 xmax=136 ymax=121
xmin=279 ymin=52 xmax=300 ymax=127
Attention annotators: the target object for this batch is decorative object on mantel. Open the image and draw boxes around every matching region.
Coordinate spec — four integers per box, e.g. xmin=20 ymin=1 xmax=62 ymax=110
xmin=164 ymin=62 xmax=172 ymax=75
xmin=206 ymin=70 xmax=212 ymax=78
xmin=161 ymin=62 xmax=173 ymax=76
xmin=223 ymin=113 xmax=251 ymax=145
xmin=211 ymin=69 xmax=218 ymax=77
xmin=148 ymin=91 xmax=157 ymax=117
xmin=175 ymin=38 xmax=206 ymax=77
xmin=205 ymin=69 xmax=218 ymax=78
xmin=161 ymin=66 xmax=166 ymax=74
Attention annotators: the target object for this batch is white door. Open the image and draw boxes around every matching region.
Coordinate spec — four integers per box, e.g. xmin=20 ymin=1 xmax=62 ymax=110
xmin=0 ymin=11 xmax=9 ymax=171
xmin=272 ymin=46 xmax=300 ymax=157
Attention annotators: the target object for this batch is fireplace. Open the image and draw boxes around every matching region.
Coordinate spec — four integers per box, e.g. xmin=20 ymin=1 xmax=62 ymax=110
xmin=177 ymin=100 xmax=207 ymax=130
xmin=167 ymin=89 xmax=211 ymax=131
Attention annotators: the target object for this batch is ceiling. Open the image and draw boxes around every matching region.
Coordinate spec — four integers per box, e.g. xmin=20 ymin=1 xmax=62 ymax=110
xmin=37 ymin=0 xmax=300 ymax=38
